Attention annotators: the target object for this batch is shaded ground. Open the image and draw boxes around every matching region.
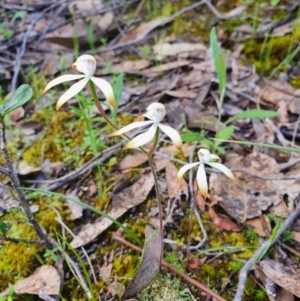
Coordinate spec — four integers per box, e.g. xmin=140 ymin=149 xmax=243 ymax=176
xmin=0 ymin=0 xmax=300 ymax=300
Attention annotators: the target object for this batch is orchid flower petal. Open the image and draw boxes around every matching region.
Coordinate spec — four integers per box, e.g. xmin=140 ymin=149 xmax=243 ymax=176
xmin=110 ymin=121 xmax=153 ymax=137
xmin=56 ymin=77 xmax=89 ymax=110
xmin=197 ymin=163 xmax=208 ymax=199
xmin=176 ymin=162 xmax=200 ymax=183
xmin=90 ymin=77 xmax=117 ymax=108
xmin=157 ymin=123 xmax=182 ymax=150
xmin=205 ymin=162 xmax=235 ymax=180
xmin=43 ymin=74 xmax=86 ymax=94
xmin=125 ymin=124 xmax=158 ymax=149
xmin=72 ymin=54 xmax=96 ymax=76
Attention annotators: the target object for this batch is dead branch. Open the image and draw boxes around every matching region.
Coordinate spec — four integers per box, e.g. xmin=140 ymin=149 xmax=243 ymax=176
xmin=233 ymin=201 xmax=300 ymax=301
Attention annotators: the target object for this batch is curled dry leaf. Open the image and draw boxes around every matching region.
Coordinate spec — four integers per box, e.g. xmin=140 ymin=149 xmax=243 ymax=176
xmin=111 ymin=59 xmax=150 ymax=73
xmin=0 ymin=265 xmax=61 ymax=296
xmin=208 ymin=207 xmax=242 ymax=232
xmin=67 ymin=190 xmax=84 ymax=220
xmin=145 ymin=60 xmax=191 ymax=77
xmin=153 ymin=42 xmax=207 ymax=60
xmin=116 ymin=17 xmax=173 ymax=45
xmin=118 ymin=151 xmax=148 ymax=170
xmin=244 ymin=215 xmax=271 ymax=237
xmin=71 ymin=172 xmax=155 ymax=248
xmin=122 ymin=226 xmax=162 ymax=299
xmin=165 ymin=162 xmax=188 ymax=199
xmin=260 ymin=259 xmax=300 ymax=298
xmin=17 ymin=161 xmax=41 ymax=175
xmin=210 ymin=152 xmax=299 ymax=222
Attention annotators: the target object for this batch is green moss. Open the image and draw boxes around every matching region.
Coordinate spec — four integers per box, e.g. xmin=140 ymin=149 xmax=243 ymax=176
xmin=22 ymin=109 xmax=86 ymax=166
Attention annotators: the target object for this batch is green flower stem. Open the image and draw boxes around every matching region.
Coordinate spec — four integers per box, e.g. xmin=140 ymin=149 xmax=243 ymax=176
xmin=88 ymin=80 xmax=163 ymax=265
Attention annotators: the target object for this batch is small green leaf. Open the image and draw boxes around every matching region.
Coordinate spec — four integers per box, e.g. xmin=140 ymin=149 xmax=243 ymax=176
xmin=210 ymin=27 xmax=226 ymax=100
xmin=216 ymin=125 xmax=234 ymax=140
xmin=181 ymin=132 xmax=203 ymax=142
xmin=2 ymin=84 xmax=33 ymax=116
xmin=0 ymin=221 xmax=8 ymax=236
xmin=225 ymin=109 xmax=279 ymax=125
xmin=271 ymin=0 xmax=280 ymax=6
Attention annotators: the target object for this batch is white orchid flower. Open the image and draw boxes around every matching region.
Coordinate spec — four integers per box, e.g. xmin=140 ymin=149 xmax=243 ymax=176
xmin=110 ymin=102 xmax=182 ymax=150
xmin=177 ymin=148 xmax=235 ymax=198
xmin=43 ymin=54 xmax=116 ymax=110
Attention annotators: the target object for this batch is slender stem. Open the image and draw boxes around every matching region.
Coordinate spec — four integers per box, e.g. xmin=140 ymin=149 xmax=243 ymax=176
xmin=88 ymin=81 xmax=164 ymax=264
xmin=89 ymin=81 xmax=119 ymax=131
xmin=0 ymin=117 xmax=53 ymax=248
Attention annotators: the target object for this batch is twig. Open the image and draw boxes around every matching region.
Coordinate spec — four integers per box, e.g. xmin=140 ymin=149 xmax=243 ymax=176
xmin=9 ymin=2 xmax=63 ymax=97
xmin=39 ymin=291 xmax=57 ymax=301
xmin=0 ymin=117 xmax=53 ymax=248
xmin=233 ymin=201 xmax=300 ymax=301
xmin=0 ymin=236 xmax=45 ymax=245
xmin=99 ymin=1 xmax=206 ymax=52
xmin=112 ymin=233 xmax=228 ymax=301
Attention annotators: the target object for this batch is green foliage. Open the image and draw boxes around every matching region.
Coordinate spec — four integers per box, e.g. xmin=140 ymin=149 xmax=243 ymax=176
xmin=255 ymin=288 xmax=267 ymax=300
xmin=44 ymin=247 xmax=58 ymax=262
xmin=225 ymin=110 xmax=279 ymax=125
xmin=0 ymin=221 xmax=9 ymax=236
xmin=0 ymin=85 xmax=32 ymax=117
xmin=271 ymin=0 xmax=280 ymax=6
xmin=111 ymin=72 xmax=124 ymax=122
xmin=246 ymin=229 xmax=258 ymax=241
xmin=282 ymin=230 xmax=293 ymax=242
xmin=0 ymin=284 xmax=16 ymax=301
xmin=210 ymin=27 xmax=226 ymax=103
xmin=232 ymin=260 xmax=243 ymax=273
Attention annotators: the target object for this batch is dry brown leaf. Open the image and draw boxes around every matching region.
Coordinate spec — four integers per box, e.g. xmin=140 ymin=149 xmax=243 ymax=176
xmin=9 ymin=107 xmax=25 ymax=122
xmin=45 ymin=20 xmax=101 ymax=48
xmin=210 ymin=152 xmax=299 ymax=222
xmin=123 ymin=226 xmax=161 ymax=298
xmin=116 ymin=17 xmax=173 ymax=45
xmin=184 ymin=106 xmax=225 ymax=132
xmin=186 ymin=254 xmax=206 ymax=269
xmin=145 ymin=60 xmax=191 ymax=76
xmin=118 ymin=151 xmax=148 ymax=170
xmin=268 ymin=200 xmax=290 ymax=218
xmin=255 ymin=80 xmax=300 ymax=114
xmin=260 ymin=260 xmax=300 ymax=298
xmin=99 ymin=263 xmax=113 ymax=285
xmin=292 ymin=231 xmax=300 ymax=243
xmin=111 ymin=60 xmax=150 ymax=73
xmin=71 ymin=172 xmax=155 ymax=248
xmin=222 ymin=5 xmax=247 ymax=19
xmin=69 ymin=0 xmax=104 ymax=16
xmin=107 ymin=280 xmax=124 ymax=297
xmin=208 ymin=207 xmax=242 ymax=232
xmin=165 ymin=89 xmax=197 ymax=99
xmin=165 ymin=162 xmax=188 ymax=199
xmin=67 ymin=190 xmax=84 ymax=220
xmin=153 ymin=42 xmax=207 ymax=60
xmin=92 ymin=12 xmax=114 ymax=32
xmin=88 ymin=180 xmax=98 ymax=197
xmin=17 ymin=161 xmax=41 ymax=175
xmin=0 ymin=265 xmax=61 ymax=296
xmin=244 ymin=215 xmax=271 ymax=237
